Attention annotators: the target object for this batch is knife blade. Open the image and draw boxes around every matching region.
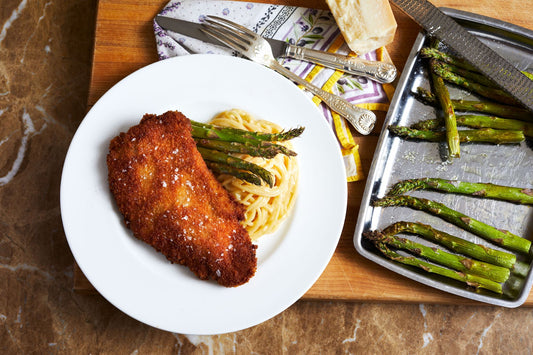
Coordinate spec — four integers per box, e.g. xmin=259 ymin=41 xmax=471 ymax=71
xmin=389 ymin=0 xmax=533 ymax=112
xmin=155 ymin=15 xmax=397 ymax=84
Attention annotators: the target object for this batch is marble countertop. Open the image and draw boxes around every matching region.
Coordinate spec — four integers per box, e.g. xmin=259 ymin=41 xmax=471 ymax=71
xmin=1 ymin=0 xmax=532 ymax=353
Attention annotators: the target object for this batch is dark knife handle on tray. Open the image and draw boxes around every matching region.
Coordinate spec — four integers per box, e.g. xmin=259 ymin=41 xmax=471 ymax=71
xmin=284 ymin=44 xmax=397 ymax=84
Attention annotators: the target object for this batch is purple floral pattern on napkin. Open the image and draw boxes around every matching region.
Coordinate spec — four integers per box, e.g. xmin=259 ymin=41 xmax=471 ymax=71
xmin=153 ymin=0 xmax=389 ymax=112
xmin=153 ymin=0 xmax=392 ymax=181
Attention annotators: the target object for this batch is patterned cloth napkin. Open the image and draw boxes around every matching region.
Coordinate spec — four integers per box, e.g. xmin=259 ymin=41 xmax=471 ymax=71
xmin=153 ymin=0 xmax=395 ymax=181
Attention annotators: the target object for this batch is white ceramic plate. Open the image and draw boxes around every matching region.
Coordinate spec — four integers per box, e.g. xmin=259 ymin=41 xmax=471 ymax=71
xmin=61 ymin=54 xmax=347 ymax=335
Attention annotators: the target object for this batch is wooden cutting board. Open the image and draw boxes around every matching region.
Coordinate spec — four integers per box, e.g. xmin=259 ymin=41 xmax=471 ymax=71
xmin=75 ymin=0 xmax=533 ymax=305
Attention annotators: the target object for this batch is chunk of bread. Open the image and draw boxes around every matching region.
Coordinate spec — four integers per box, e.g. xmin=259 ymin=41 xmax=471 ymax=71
xmin=326 ymin=0 xmax=397 ymax=54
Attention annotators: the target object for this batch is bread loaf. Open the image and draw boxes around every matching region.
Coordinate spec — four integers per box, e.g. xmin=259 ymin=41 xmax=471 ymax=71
xmin=326 ymin=0 xmax=397 ymax=54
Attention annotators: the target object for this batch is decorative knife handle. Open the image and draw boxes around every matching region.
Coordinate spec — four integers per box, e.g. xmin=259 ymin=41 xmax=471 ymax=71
xmin=285 ymin=44 xmax=397 ymax=84
xmin=270 ymin=60 xmax=376 ymax=135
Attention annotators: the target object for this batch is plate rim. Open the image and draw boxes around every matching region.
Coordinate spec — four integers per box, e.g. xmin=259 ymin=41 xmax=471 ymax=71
xmin=60 ymin=54 xmax=348 ymax=334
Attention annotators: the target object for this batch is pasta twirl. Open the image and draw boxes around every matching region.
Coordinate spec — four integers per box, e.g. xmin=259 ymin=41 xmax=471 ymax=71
xmin=210 ymin=109 xmax=299 ymax=240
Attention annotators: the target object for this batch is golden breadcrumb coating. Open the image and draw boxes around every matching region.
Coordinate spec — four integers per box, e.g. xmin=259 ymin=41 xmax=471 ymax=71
xmin=107 ymin=111 xmax=257 ymax=287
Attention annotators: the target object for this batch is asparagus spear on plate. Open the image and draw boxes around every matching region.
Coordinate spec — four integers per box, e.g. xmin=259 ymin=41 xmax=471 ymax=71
xmin=190 ymin=120 xmax=303 ymax=186
xmin=205 ymin=161 xmax=263 ymax=186
xmin=194 ymin=138 xmax=296 ymax=158
xmin=191 ymin=120 xmax=304 ymax=143
xmin=198 ymin=147 xmax=274 ymax=187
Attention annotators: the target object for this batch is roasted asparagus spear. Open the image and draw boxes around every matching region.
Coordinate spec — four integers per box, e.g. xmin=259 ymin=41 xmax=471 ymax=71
xmin=411 ymin=115 xmax=533 ymax=137
xmin=381 ymin=222 xmax=529 ymax=278
xmin=366 ymin=239 xmax=504 ymax=294
xmin=414 ymin=87 xmax=533 ymax=122
xmin=388 ymin=126 xmax=524 ymax=144
xmin=373 ymin=195 xmax=532 ymax=254
xmin=389 ymin=178 xmax=533 ymax=205
xmin=365 ymin=230 xmax=510 ymax=282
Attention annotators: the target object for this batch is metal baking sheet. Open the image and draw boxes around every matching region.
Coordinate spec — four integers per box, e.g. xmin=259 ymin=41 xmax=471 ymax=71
xmin=353 ymin=8 xmax=533 ymax=307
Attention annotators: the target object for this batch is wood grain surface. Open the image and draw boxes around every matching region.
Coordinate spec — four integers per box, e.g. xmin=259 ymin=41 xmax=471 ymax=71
xmin=76 ymin=0 xmax=533 ymax=305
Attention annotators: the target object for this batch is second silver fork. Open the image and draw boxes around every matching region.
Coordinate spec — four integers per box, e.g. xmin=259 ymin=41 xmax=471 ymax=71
xmin=201 ymin=15 xmax=377 ymax=136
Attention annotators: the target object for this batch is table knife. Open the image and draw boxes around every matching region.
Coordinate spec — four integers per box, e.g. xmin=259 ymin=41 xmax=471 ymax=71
xmin=155 ymin=15 xmax=397 ymax=84
xmin=389 ymin=0 xmax=533 ymax=113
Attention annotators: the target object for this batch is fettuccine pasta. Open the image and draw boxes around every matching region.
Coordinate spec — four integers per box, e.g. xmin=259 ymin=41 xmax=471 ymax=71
xmin=210 ymin=109 xmax=299 ymax=240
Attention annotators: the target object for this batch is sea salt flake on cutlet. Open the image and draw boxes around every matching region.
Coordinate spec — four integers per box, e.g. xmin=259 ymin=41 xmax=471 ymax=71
xmin=107 ymin=111 xmax=256 ymax=287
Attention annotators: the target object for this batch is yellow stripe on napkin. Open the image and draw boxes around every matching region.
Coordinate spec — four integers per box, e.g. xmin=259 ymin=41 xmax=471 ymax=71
xmin=320 ymin=71 xmax=364 ymax=181
xmin=306 ymin=36 xmax=364 ymax=180
xmin=297 ymin=40 xmax=396 ymax=182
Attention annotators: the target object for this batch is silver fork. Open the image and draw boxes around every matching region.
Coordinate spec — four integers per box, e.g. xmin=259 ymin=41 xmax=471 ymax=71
xmin=201 ymin=16 xmax=377 ymax=135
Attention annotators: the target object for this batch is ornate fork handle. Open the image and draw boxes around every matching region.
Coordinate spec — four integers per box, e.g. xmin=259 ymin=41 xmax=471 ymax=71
xmin=269 ymin=60 xmax=376 ymax=135
xmin=285 ymin=45 xmax=397 ymax=84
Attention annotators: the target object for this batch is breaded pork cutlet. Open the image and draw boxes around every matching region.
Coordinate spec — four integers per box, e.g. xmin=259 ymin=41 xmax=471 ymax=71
xmin=107 ymin=111 xmax=257 ymax=287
